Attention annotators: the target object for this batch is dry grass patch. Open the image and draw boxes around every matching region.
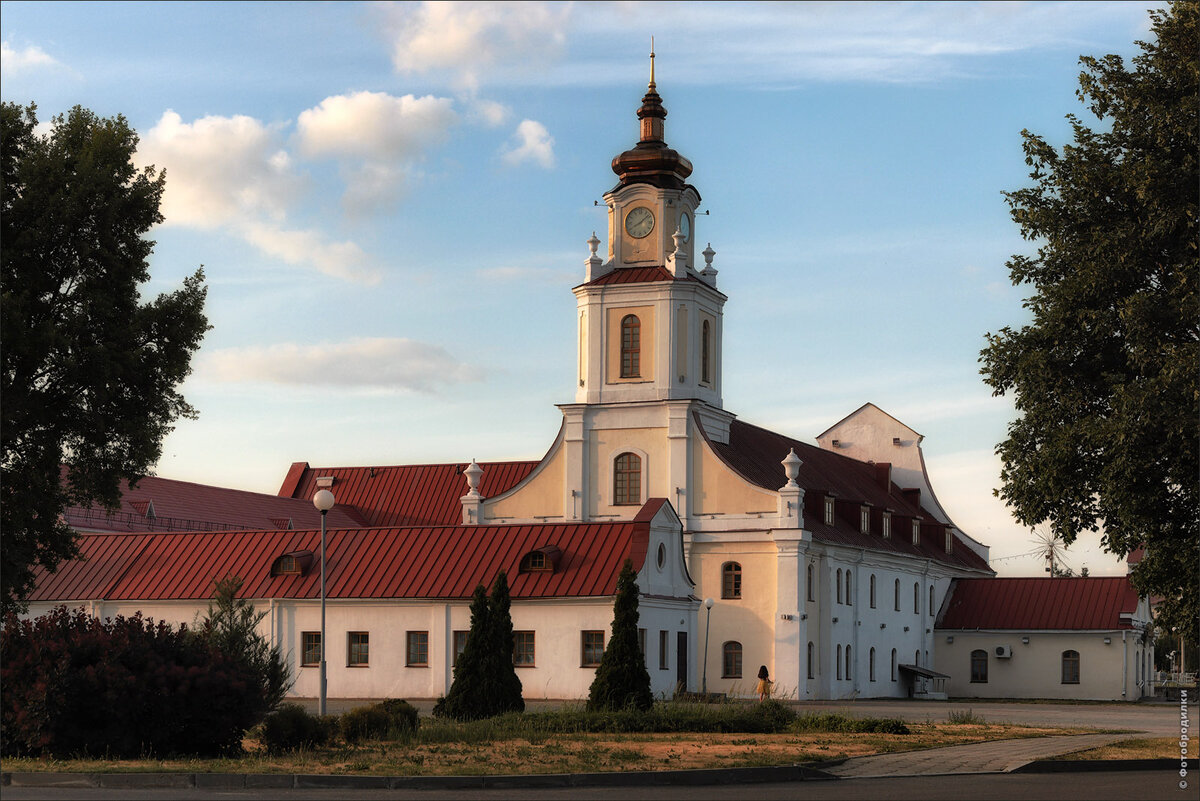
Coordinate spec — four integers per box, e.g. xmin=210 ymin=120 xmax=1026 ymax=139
xmin=1049 ymin=736 xmax=1198 ymax=761
xmin=0 ymin=722 xmax=1085 ymax=776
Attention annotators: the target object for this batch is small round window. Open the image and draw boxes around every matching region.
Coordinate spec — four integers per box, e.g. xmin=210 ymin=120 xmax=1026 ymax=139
xmin=657 ymin=542 xmax=666 ymax=570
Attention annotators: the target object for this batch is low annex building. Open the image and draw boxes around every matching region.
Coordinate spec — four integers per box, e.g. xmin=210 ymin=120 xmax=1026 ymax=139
xmin=935 ymin=577 xmax=1154 ymax=701
xmin=27 ymin=499 xmax=696 ymax=701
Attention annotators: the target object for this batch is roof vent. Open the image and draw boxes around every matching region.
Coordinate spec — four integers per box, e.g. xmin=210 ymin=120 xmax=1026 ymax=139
xmin=270 ymin=517 xmax=294 ymax=530
xmin=315 ymin=476 xmax=335 ymax=488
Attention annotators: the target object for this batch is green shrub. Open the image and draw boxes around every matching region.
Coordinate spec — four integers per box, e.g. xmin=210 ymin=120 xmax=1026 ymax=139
xmin=1 ymin=607 xmax=276 ymax=757
xmin=258 ymin=704 xmax=335 ymax=753
xmin=341 ymin=699 xmax=420 ymax=743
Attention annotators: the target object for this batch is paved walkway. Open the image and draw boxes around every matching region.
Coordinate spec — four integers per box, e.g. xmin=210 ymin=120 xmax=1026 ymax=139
xmin=826 ymin=733 xmax=1128 ymax=778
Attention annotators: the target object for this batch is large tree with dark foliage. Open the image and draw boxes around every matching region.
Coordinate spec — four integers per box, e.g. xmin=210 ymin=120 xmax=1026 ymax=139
xmin=981 ymin=3 xmax=1198 ymax=630
xmin=484 ymin=570 xmax=525 ymax=715
xmin=1 ymin=103 xmax=209 ymax=614
xmin=587 ymin=559 xmax=653 ymax=711
xmin=200 ymin=575 xmax=291 ymax=714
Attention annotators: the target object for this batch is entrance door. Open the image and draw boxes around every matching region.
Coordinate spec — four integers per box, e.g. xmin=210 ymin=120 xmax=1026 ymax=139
xmin=676 ymin=631 xmax=688 ymax=692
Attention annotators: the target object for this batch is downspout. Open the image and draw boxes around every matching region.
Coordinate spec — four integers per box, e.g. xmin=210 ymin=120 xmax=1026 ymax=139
xmin=1122 ymin=630 xmax=1127 ymax=698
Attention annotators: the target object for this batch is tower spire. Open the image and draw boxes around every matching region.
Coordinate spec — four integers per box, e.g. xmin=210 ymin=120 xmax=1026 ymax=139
xmin=649 ymin=36 xmax=655 ymax=89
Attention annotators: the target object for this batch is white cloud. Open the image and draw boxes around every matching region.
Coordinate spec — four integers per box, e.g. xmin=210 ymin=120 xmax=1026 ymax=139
xmin=201 ymin=337 xmax=478 ymax=392
xmin=296 ymin=91 xmax=457 ymax=161
xmin=238 ymin=221 xmax=381 ymax=285
xmin=136 ymin=111 xmax=301 ymax=228
xmin=136 ymin=110 xmax=379 ymax=283
xmin=1 ymin=41 xmax=59 ymax=72
xmin=501 ymin=120 xmax=555 ymax=168
xmin=386 ymin=1 xmax=570 ymax=91
xmin=468 ymin=98 xmax=510 ymax=128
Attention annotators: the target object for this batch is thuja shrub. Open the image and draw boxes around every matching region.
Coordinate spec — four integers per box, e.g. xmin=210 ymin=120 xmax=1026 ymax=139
xmin=340 ymin=699 xmax=420 ymax=743
xmin=1 ymin=607 xmax=270 ymax=756
xmin=257 ymin=704 xmax=336 ymax=753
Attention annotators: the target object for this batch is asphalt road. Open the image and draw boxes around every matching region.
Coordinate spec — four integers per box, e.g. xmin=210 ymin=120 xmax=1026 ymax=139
xmin=0 ymin=770 xmax=1186 ymax=801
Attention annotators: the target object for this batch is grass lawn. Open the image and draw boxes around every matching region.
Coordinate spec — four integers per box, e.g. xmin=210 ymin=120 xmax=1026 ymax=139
xmin=1048 ymin=736 xmax=1198 ymax=761
xmin=1 ymin=710 xmax=1089 ymax=776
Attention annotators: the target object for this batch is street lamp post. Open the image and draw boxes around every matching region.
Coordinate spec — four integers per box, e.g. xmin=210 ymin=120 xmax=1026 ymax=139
xmin=701 ymin=597 xmax=714 ymax=695
xmin=313 ymin=489 xmax=336 ymax=716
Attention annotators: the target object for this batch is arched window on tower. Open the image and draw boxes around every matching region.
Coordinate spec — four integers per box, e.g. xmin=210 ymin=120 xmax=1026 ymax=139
xmin=620 ymin=314 xmax=641 ymax=378
xmin=613 ymin=452 xmax=641 ymax=505
xmin=721 ymin=562 xmax=742 ymax=599
xmin=701 ymin=320 xmax=711 ymax=384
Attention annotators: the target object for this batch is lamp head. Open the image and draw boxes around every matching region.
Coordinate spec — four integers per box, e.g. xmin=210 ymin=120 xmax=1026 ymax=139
xmin=704 ymin=597 xmax=714 ymax=609
xmin=313 ymin=489 xmax=336 ymax=512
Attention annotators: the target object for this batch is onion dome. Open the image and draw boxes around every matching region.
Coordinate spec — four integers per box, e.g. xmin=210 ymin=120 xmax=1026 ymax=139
xmin=611 ymin=54 xmax=694 ymax=191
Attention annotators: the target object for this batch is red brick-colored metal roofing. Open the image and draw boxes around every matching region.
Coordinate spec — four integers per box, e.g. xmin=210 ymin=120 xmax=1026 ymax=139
xmin=62 ymin=473 xmax=364 ymax=534
xmin=576 ymin=266 xmax=719 ymax=289
xmin=278 ymin=460 xmax=539 ymax=527
xmin=937 ymin=577 xmax=1140 ymax=630
xmin=699 ymin=416 xmax=992 ymax=573
xmin=29 ymin=505 xmax=673 ymax=603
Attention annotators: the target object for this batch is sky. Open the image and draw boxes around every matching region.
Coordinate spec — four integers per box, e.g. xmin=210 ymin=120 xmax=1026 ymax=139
xmin=2 ymin=1 xmax=1162 ymax=578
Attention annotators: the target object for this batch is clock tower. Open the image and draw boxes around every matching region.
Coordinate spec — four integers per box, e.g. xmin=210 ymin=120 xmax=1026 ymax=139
xmin=572 ymin=55 xmax=726 ymax=410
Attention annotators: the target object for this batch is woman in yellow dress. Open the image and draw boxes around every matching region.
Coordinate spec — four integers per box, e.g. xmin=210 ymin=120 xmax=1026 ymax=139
xmin=755 ymin=665 xmax=773 ymax=701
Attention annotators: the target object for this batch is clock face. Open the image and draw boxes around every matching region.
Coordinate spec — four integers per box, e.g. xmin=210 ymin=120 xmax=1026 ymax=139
xmin=624 ymin=206 xmax=655 ymax=239
xmin=679 ymin=212 xmax=691 ymax=242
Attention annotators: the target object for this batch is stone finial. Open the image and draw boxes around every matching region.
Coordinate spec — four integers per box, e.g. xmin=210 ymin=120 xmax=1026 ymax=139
xmin=587 ymin=231 xmax=600 ymax=259
xmin=673 ymin=227 xmax=686 ymax=261
xmin=463 ymin=459 xmax=484 ymax=497
xmin=782 ymin=448 xmax=802 ymax=488
xmin=701 ymin=243 xmax=716 ymax=275
xmin=585 ymin=231 xmax=604 ymax=281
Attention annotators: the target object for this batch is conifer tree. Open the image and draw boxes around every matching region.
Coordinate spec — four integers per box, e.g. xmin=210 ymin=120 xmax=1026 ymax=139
xmin=587 ymin=559 xmax=653 ymax=711
xmin=485 ymin=570 xmax=525 ymax=715
xmin=433 ymin=584 xmax=490 ymax=719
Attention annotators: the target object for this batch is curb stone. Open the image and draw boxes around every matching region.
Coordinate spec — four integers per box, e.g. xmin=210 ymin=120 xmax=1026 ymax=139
xmin=1011 ymin=758 xmax=1179 ymax=773
xmin=2 ymin=764 xmax=836 ymax=790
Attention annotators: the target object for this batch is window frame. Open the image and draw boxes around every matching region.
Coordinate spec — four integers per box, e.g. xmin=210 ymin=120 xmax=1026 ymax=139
xmin=520 ymin=551 xmax=548 ymax=572
xmin=836 ymin=644 xmax=843 ymax=679
xmin=894 ymin=578 xmax=901 ymax=611
xmin=613 ymin=451 xmax=642 ymax=506
xmin=869 ymin=574 xmax=876 ymax=608
xmin=860 ymin=506 xmax=870 ymax=534
xmin=701 ymin=319 xmax=711 ymax=384
xmin=406 ymin=630 xmax=429 ymax=667
xmin=620 ymin=314 xmax=641 ymax=378
xmin=721 ymin=641 xmax=742 ymax=679
xmin=301 ymin=631 xmax=321 ymax=667
xmin=658 ymin=629 xmax=670 ymax=670
xmin=452 ymin=630 xmax=468 ymax=668
xmin=891 ymin=648 xmax=898 ymax=682
xmin=845 ymin=571 xmax=852 ymax=605
xmin=869 ymin=647 xmax=876 ymax=682
xmin=348 ymin=631 xmax=370 ymax=667
xmin=1061 ymin=649 xmax=1080 ymax=684
xmin=823 ymin=497 xmax=835 ymax=526
xmin=836 ymin=569 xmax=842 ymax=604
xmin=845 ymin=644 xmax=852 ymax=681
xmin=970 ymin=649 xmax=989 ymax=683
xmin=513 ymin=630 xmax=536 ymax=667
xmin=914 ymin=581 xmax=920 ymax=614
xmin=721 ymin=561 xmax=742 ymax=599
xmin=807 ymin=641 xmax=815 ymax=680
xmin=882 ymin=512 xmax=891 ymax=538
xmin=582 ymin=630 xmax=605 ymax=667
xmin=807 ymin=563 xmax=815 ymax=602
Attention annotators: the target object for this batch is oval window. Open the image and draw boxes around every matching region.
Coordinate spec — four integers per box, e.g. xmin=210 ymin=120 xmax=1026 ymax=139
xmin=657 ymin=542 xmax=666 ymax=570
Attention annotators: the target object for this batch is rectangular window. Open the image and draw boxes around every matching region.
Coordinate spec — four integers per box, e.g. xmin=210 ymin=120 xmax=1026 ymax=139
xmin=452 ymin=630 xmax=468 ymax=667
xmin=348 ymin=631 xmax=369 ymax=667
xmin=406 ymin=631 xmax=429 ymax=667
xmin=638 ymin=627 xmax=646 ymax=657
xmin=582 ymin=630 xmax=605 ymax=667
xmin=513 ymin=631 xmax=535 ymax=667
xmin=658 ymin=630 xmax=669 ymax=670
xmin=302 ymin=631 xmax=321 ymax=667
xmin=1062 ymin=651 xmax=1080 ymax=684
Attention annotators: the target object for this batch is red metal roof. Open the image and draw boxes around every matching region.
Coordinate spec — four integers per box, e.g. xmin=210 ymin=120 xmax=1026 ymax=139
xmin=62 ymin=473 xmax=364 ymax=534
xmin=29 ymin=506 xmax=668 ymax=603
xmin=700 ymin=416 xmax=992 ymax=573
xmin=278 ymin=461 xmax=538 ymax=527
xmin=936 ymin=577 xmax=1140 ymax=630
xmin=579 ymin=266 xmax=676 ymax=286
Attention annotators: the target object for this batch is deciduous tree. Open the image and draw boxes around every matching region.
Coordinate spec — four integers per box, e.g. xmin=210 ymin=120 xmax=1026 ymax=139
xmin=980 ymin=2 xmax=1197 ymax=623
xmin=1 ymin=103 xmax=209 ymax=613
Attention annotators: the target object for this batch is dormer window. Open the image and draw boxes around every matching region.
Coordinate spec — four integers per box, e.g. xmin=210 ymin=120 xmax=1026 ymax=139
xmin=620 ymin=315 xmax=641 ymax=378
xmin=912 ymin=520 xmax=921 ymax=545
xmin=823 ymin=497 xmax=835 ymax=526
xmin=270 ymin=550 xmax=312 ymax=577
xmin=882 ymin=512 xmax=892 ymax=538
xmin=860 ymin=506 xmax=870 ymax=534
xmin=519 ymin=546 xmax=562 ymax=574
xmin=945 ymin=528 xmax=953 ymax=554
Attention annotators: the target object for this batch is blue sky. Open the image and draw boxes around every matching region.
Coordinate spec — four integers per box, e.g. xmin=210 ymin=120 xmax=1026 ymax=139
xmin=2 ymin=1 xmax=1160 ymax=576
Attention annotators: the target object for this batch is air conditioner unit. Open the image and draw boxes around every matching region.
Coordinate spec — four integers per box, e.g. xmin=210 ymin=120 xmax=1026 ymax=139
xmin=995 ymin=645 xmax=1012 ymax=659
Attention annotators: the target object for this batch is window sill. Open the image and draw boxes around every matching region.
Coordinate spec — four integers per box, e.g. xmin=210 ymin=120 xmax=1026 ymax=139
xmin=581 ymin=664 xmax=601 ymax=669
xmin=346 ymin=664 xmax=370 ymax=668
xmin=406 ymin=664 xmax=429 ymax=668
xmin=515 ymin=664 xmax=536 ymax=669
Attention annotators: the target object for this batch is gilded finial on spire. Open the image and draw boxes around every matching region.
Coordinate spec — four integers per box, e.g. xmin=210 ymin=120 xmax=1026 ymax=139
xmin=649 ymin=36 xmax=655 ymax=89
